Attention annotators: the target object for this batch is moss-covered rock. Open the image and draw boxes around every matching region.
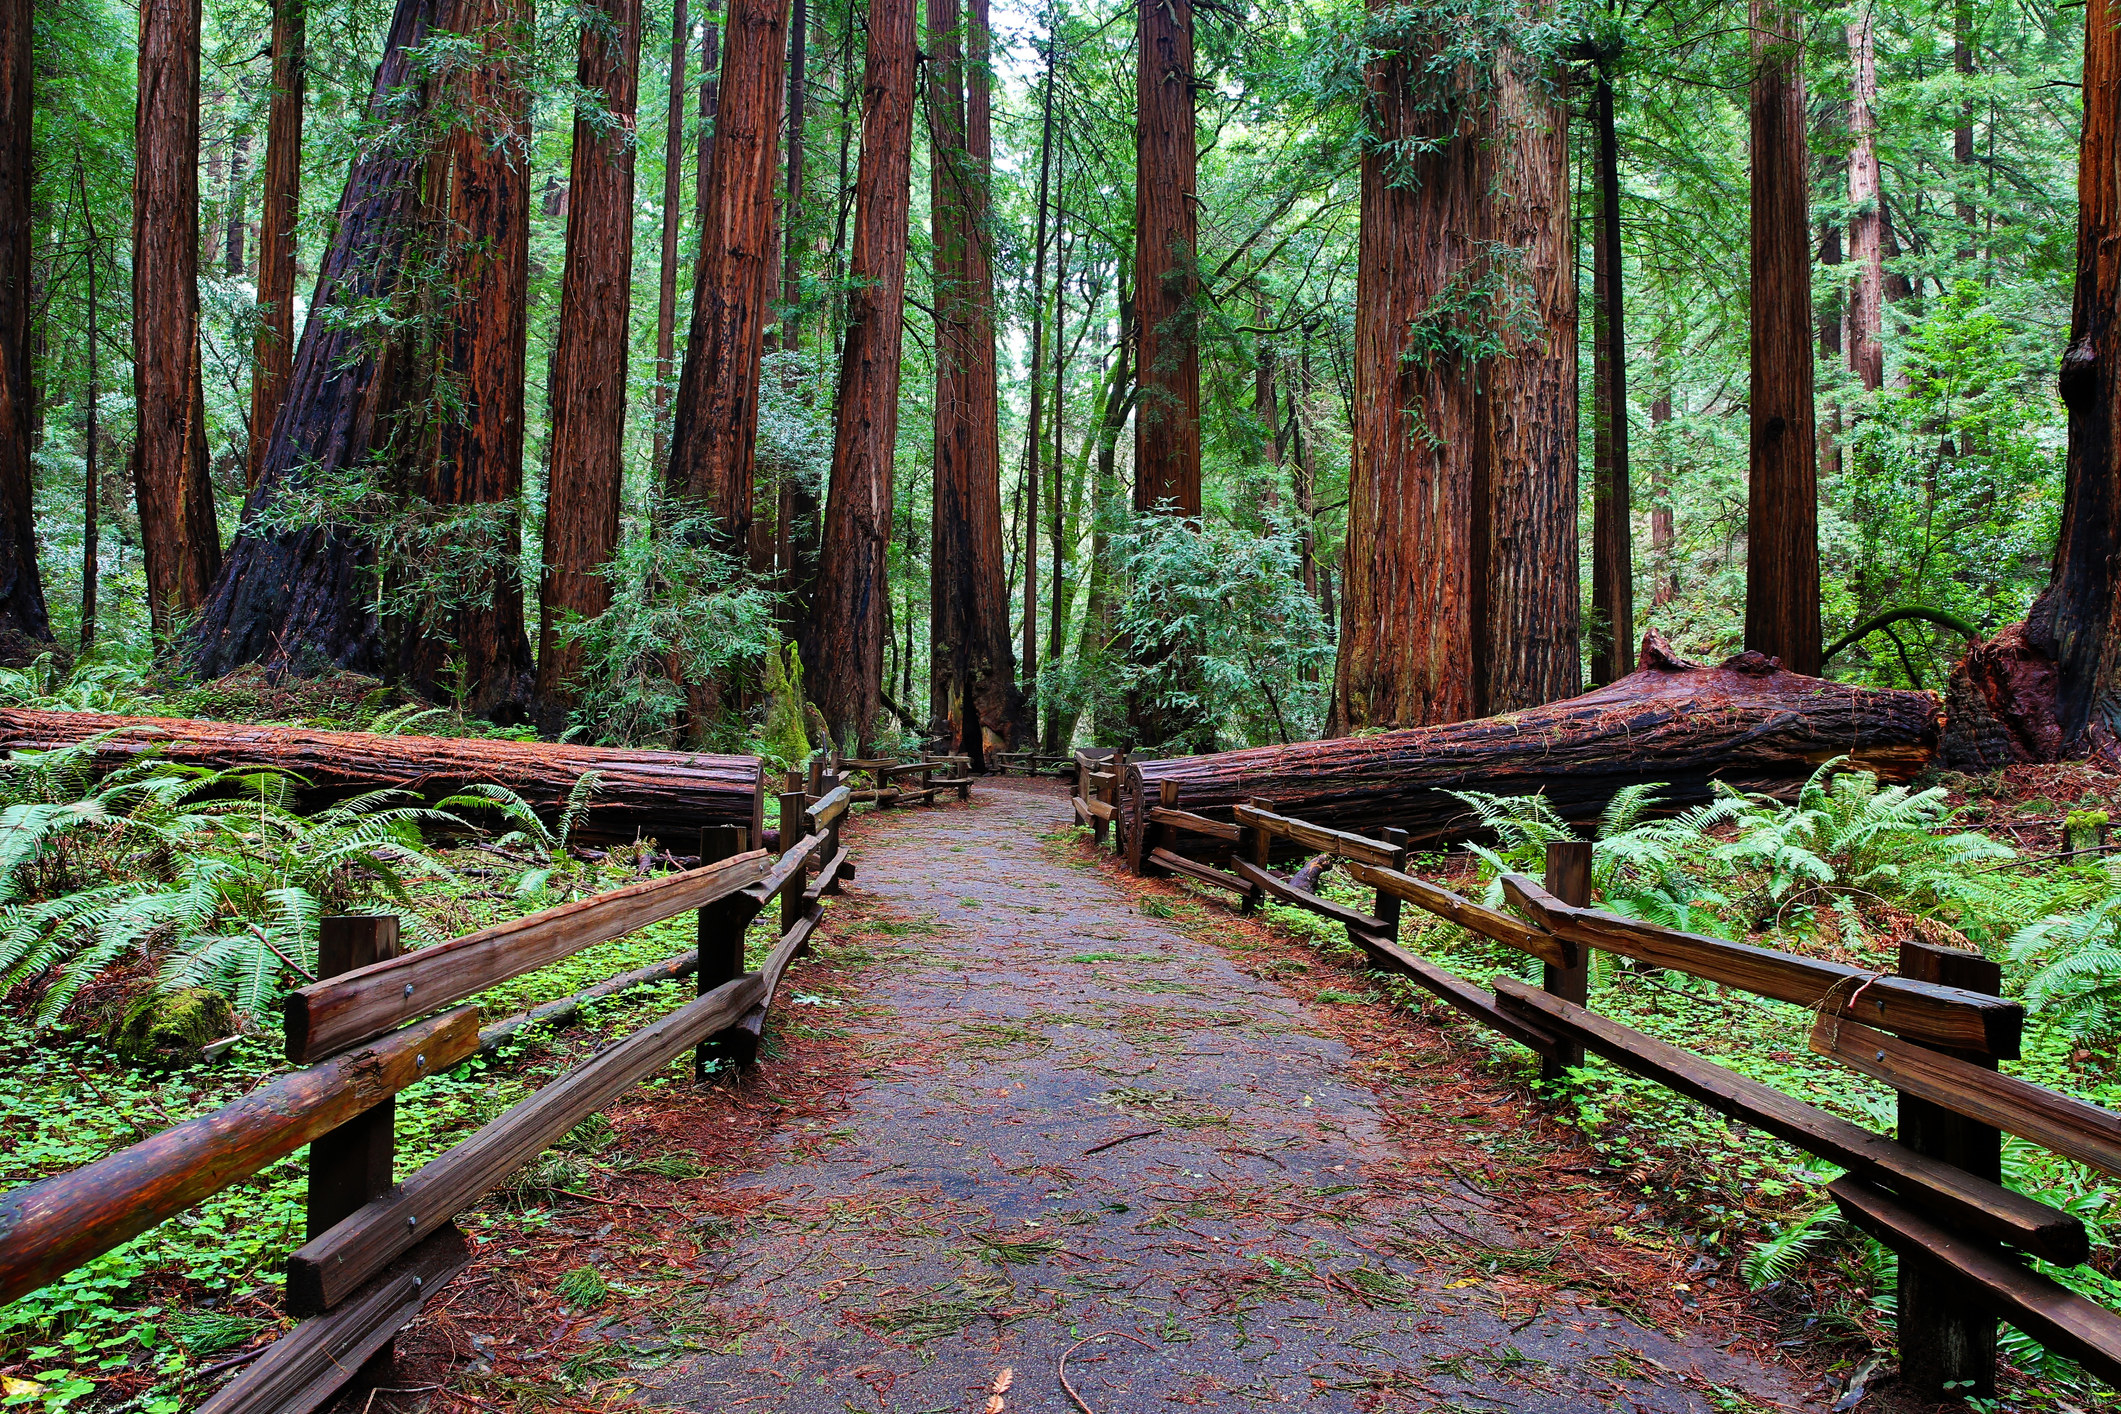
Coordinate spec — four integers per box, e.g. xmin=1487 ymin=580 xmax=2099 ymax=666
xmin=108 ymin=987 xmax=235 ymax=1067
xmin=759 ymin=643 xmax=812 ymax=770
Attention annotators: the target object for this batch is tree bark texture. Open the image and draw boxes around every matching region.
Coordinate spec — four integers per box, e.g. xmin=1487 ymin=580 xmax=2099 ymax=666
xmin=814 ymin=0 xmax=915 ymax=750
xmin=652 ymin=0 xmax=688 ymax=473
xmin=225 ymin=129 xmax=249 ymax=276
xmin=928 ymin=0 xmax=1020 ymax=761
xmin=133 ymin=0 xmax=223 ymax=641
xmin=1333 ymin=15 xmax=1483 ymax=732
xmin=1745 ymin=0 xmax=1821 ymax=676
xmin=1020 ymin=25 xmax=1056 ymax=698
xmin=1125 ymin=631 xmax=1940 ymax=859
xmin=1474 ymin=47 xmax=1577 ymax=714
xmin=779 ymin=0 xmax=808 ymax=351
xmin=245 ymin=0 xmax=306 ymax=493
xmin=1132 ymin=0 xmax=1199 ymax=517
xmin=1993 ymin=0 xmax=2121 ymax=759
xmin=535 ymin=0 xmax=641 ymax=728
xmin=193 ymin=0 xmax=442 ymax=681
xmin=0 ymin=709 xmax=761 ymax=843
xmin=696 ymin=5 xmax=720 ymax=231
xmin=0 ymin=0 xmax=50 ymax=663
xmin=1589 ymin=68 xmax=1633 ymax=687
xmin=667 ymin=0 xmax=788 ymax=553
xmin=410 ymin=0 xmax=537 ymax=720
xmin=1846 ymin=6 xmax=1885 ymax=393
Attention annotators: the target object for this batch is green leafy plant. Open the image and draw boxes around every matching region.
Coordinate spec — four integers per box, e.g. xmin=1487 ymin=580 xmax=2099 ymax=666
xmin=2009 ymin=898 xmax=2121 ymax=1044
xmin=443 ymin=772 xmax=601 ymax=897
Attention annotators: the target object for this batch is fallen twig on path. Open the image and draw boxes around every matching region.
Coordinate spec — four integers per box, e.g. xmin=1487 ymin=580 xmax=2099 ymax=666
xmin=1083 ymin=1128 xmax=1163 ymax=1155
xmin=1058 ymin=1330 xmax=1160 ymax=1414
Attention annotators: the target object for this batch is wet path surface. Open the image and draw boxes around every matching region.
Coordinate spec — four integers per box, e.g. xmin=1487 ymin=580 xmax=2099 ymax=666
xmin=646 ymin=783 xmax=1819 ymax=1413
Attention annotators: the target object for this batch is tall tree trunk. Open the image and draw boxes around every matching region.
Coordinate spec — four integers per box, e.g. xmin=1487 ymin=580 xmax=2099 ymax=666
xmin=1020 ymin=26 xmax=1055 ymax=704
xmin=535 ymin=0 xmax=640 ymax=730
xmin=1132 ymin=0 xmax=1198 ymax=518
xmin=246 ymin=0 xmax=305 ymax=492
xmin=204 ymin=97 xmax=226 ymax=270
xmin=1293 ymin=343 xmax=1318 ymax=605
xmin=80 ymin=218 xmax=100 ymax=651
xmin=133 ymin=0 xmax=222 ymax=643
xmin=1588 ymin=64 xmax=1633 ymax=686
xmin=813 ymin=0 xmax=914 ymax=750
xmin=1332 ymin=15 xmax=1482 ymax=732
xmin=1080 ymin=303 xmax=1129 ymax=746
xmin=1649 ymin=381 xmax=1676 ymax=606
xmin=409 ymin=0 xmax=537 ymax=720
xmin=927 ymin=0 xmax=968 ymax=733
xmin=1475 ymin=38 xmax=1578 ymax=713
xmin=1746 ymin=0 xmax=1822 ymax=674
xmin=652 ymin=0 xmax=687 ymax=473
xmin=779 ymin=0 xmax=807 ymax=352
xmin=1042 ymin=189 xmax=1073 ymax=752
xmin=2023 ymin=0 xmax=2121 ymax=753
xmin=194 ymin=0 xmax=442 ymax=679
xmin=1846 ymin=5 xmax=1884 ymax=393
xmin=225 ymin=129 xmax=250 ymax=275
xmin=667 ymin=0 xmax=789 ymax=557
xmin=0 ymin=0 xmax=49 ymax=662
xmin=697 ymin=4 xmax=720 ymax=227
xmin=1954 ymin=0 xmax=1977 ymax=260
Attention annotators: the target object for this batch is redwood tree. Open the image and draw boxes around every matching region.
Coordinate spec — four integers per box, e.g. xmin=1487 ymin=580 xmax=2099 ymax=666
xmin=1476 ymin=46 xmax=1578 ymax=713
xmin=0 ymin=0 xmax=49 ymax=662
xmin=1845 ymin=5 xmax=1885 ymax=392
xmin=194 ymin=0 xmax=443 ymax=678
xmin=1132 ymin=0 xmax=1199 ymax=517
xmin=814 ymin=0 xmax=915 ymax=749
xmin=409 ymin=0 xmax=537 ymax=720
xmin=1588 ymin=57 xmax=1633 ymax=685
xmin=133 ymin=0 xmax=222 ymax=641
xmin=535 ymin=0 xmax=641 ymax=728
xmin=1332 ymin=11 xmax=1483 ymax=731
xmin=666 ymin=0 xmax=789 ymax=557
xmin=651 ymin=0 xmax=687 ymax=472
xmin=1744 ymin=0 xmax=1821 ymax=675
xmin=245 ymin=0 xmax=306 ymax=491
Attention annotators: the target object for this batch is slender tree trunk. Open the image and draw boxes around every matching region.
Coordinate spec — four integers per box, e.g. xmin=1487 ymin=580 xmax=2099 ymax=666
xmin=1021 ymin=28 xmax=1055 ymax=702
xmin=204 ymin=96 xmax=227 ymax=270
xmin=666 ymin=0 xmax=789 ymax=555
xmin=1476 ymin=39 xmax=1578 ymax=713
xmin=1954 ymin=0 xmax=1976 ymax=259
xmin=133 ymin=0 xmax=222 ymax=643
xmin=1080 ymin=303 xmax=1129 ymax=746
xmin=246 ymin=0 xmax=305 ymax=492
xmin=408 ymin=0 xmax=537 ymax=719
xmin=1588 ymin=65 xmax=1633 ymax=685
xmin=0 ymin=0 xmax=49 ymax=662
xmin=1846 ymin=6 xmax=1884 ymax=393
xmin=928 ymin=0 xmax=969 ymax=733
xmin=814 ymin=0 xmax=915 ymax=750
xmin=1746 ymin=0 xmax=1822 ymax=674
xmin=1042 ymin=200 xmax=1072 ymax=752
xmin=697 ymin=4 xmax=720 ymax=227
xmin=1649 ymin=381 xmax=1676 ymax=606
xmin=79 ymin=173 xmax=102 ymax=652
xmin=535 ymin=0 xmax=640 ymax=731
xmin=1132 ymin=0 xmax=1199 ymax=518
xmin=1294 ymin=344 xmax=1318 ymax=605
xmin=225 ymin=129 xmax=250 ymax=276
xmin=1333 ymin=15 xmax=1482 ymax=731
xmin=652 ymin=0 xmax=687 ymax=473
xmin=779 ymin=0 xmax=808 ymax=352
xmin=194 ymin=0 xmax=443 ymax=679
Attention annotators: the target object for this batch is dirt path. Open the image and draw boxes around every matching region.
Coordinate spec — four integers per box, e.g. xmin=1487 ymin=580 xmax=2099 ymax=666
xmin=645 ymin=782 xmax=1824 ymax=1413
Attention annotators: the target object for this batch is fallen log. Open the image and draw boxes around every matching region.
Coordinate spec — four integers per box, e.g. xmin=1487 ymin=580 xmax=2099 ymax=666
xmin=1122 ymin=631 xmax=1940 ymax=860
xmin=0 ymin=709 xmax=762 ymax=845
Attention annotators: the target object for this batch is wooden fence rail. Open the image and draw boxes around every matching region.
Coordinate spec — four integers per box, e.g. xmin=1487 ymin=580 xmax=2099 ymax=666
xmin=1121 ymin=794 xmax=2121 ymax=1400
xmin=0 ymin=757 xmax=918 ymax=1414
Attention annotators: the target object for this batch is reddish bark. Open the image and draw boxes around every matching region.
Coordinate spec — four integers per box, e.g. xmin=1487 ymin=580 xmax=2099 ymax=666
xmin=1943 ymin=625 xmax=2066 ymax=767
xmin=0 ymin=0 xmax=50 ymax=662
xmin=133 ymin=0 xmax=222 ymax=641
xmin=1588 ymin=67 xmax=1634 ymax=687
xmin=1745 ymin=0 xmax=1821 ymax=676
xmin=652 ymin=0 xmax=687 ymax=473
xmin=1333 ymin=18 xmax=1482 ymax=731
xmin=1475 ymin=46 xmax=1578 ymax=713
xmin=408 ymin=0 xmax=537 ymax=719
xmin=245 ymin=0 xmax=306 ymax=493
xmin=193 ymin=0 xmax=441 ymax=680
xmin=1127 ymin=631 xmax=1942 ymax=857
xmin=1132 ymin=0 xmax=1198 ymax=517
xmin=536 ymin=0 xmax=642 ymax=728
xmin=667 ymin=0 xmax=788 ymax=555
xmin=814 ymin=0 xmax=915 ymax=750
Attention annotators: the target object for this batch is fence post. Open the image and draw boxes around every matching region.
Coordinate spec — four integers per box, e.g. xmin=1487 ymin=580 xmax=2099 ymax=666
xmin=694 ymin=824 xmax=752 ymax=1079
xmin=778 ymin=791 xmax=808 ymax=933
xmin=807 ymin=753 xmax=825 ymax=798
xmin=748 ymin=762 xmax=766 ymax=852
xmin=1142 ymin=780 xmax=1178 ymax=877
xmin=823 ymin=768 xmax=844 ymax=865
xmin=1895 ymin=938 xmax=2003 ymax=1400
xmin=1539 ymin=841 xmax=1592 ymax=1082
xmin=1240 ymin=796 xmax=1271 ymax=914
xmin=1373 ymin=828 xmax=1409 ymax=944
xmin=302 ymin=915 xmax=400 ymax=1379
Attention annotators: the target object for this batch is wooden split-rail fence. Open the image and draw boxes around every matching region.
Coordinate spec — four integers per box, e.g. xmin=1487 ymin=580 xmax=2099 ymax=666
xmin=1071 ymin=754 xmax=2121 ymax=1399
xmin=0 ymin=753 xmax=944 ymax=1414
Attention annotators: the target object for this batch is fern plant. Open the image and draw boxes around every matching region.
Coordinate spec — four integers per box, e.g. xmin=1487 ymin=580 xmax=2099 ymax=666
xmin=442 ymin=772 xmax=602 ymax=897
xmin=2009 ymin=897 xmax=2121 ymax=1043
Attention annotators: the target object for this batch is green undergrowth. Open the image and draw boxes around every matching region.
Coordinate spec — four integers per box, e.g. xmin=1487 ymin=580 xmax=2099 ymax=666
xmin=0 ymin=844 xmax=807 ymax=1413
